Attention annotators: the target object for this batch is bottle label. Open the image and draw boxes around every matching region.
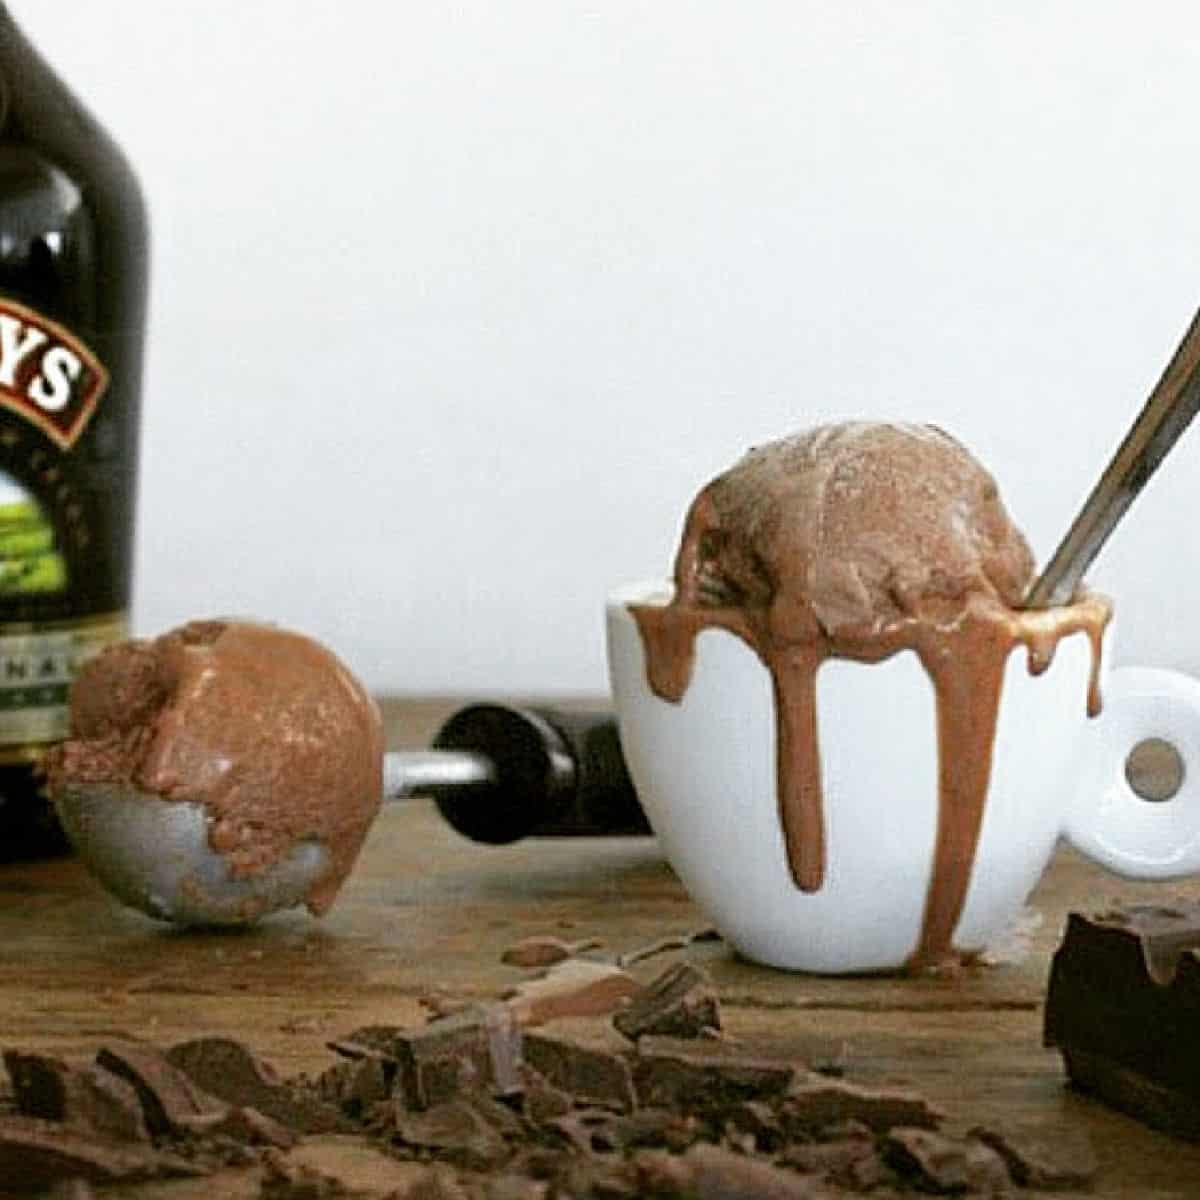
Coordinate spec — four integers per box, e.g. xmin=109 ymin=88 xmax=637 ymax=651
xmin=0 ymin=298 xmax=109 ymax=451
xmin=0 ymin=612 xmax=126 ymax=758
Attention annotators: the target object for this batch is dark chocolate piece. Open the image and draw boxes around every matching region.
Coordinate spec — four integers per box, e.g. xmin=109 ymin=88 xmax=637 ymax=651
xmin=339 ymin=1057 xmax=392 ymax=1118
xmin=780 ymin=1126 xmax=890 ymax=1191
xmin=166 ymin=1037 xmax=348 ymax=1134
xmin=4 ymin=1051 xmax=148 ymax=1143
xmin=612 ymin=961 xmax=721 ymax=1042
xmin=883 ymin=1126 xmax=1011 ymax=1194
xmin=1044 ymin=905 xmax=1200 ymax=1140
xmin=183 ymin=1105 xmax=299 ymax=1150
xmin=724 ymin=1099 xmax=784 ymax=1153
xmin=613 ymin=1106 xmax=701 ymax=1153
xmin=94 ymin=1043 xmax=225 ymax=1138
xmin=515 ymin=1064 xmax=573 ymax=1124
xmin=327 ymin=1024 xmax=406 ymax=1059
xmin=522 ymin=1032 xmax=636 ymax=1112
xmin=779 ymin=1075 xmax=943 ymax=1136
xmin=544 ymin=1108 xmax=625 ymax=1155
xmin=634 ymin=1142 xmax=820 ymax=1199
xmin=971 ymin=1124 xmax=1098 ymax=1191
xmin=632 ymin=1036 xmax=795 ymax=1112
xmin=392 ymin=1004 xmax=523 ymax=1111
xmin=0 ymin=1115 xmax=206 ymax=1188
xmin=386 ymin=1097 xmax=516 ymax=1171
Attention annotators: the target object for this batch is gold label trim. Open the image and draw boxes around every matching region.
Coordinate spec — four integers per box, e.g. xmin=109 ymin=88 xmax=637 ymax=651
xmin=0 ymin=297 xmax=109 ymax=451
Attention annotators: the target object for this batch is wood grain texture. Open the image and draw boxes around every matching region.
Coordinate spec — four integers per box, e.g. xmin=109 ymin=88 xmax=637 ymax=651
xmin=0 ymin=698 xmax=1196 ymax=1196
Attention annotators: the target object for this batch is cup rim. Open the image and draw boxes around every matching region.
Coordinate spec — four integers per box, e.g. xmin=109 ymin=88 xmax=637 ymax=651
xmin=607 ymin=580 xmax=674 ymax=610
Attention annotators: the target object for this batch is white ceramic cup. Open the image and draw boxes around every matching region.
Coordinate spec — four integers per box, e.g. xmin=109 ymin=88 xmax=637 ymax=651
xmin=607 ymin=581 xmax=1200 ymax=974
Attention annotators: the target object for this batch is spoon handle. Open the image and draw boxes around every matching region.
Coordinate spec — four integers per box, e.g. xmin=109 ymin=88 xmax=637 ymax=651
xmin=1025 ymin=307 xmax=1200 ymax=609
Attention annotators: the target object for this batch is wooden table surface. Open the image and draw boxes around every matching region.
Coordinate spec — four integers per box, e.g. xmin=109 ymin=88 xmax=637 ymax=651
xmin=1 ymin=698 xmax=1199 ymax=1198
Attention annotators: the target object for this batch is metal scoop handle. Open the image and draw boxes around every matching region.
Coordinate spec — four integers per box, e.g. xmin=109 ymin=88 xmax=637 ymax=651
xmin=1025 ymin=307 xmax=1200 ymax=609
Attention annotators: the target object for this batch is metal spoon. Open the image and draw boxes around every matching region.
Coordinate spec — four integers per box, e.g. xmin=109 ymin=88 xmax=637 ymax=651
xmin=52 ymin=704 xmax=646 ymax=927
xmin=1025 ymin=306 xmax=1200 ymax=608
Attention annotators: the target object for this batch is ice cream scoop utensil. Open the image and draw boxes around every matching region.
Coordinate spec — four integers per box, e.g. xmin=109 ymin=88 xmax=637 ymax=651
xmin=423 ymin=704 xmax=650 ymax=844
xmin=1025 ymin=307 xmax=1200 ymax=609
xmin=52 ymin=783 xmax=332 ymax=926
xmin=54 ymin=705 xmax=649 ymax=927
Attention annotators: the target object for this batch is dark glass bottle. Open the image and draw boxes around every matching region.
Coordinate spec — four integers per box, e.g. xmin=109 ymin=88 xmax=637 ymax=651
xmin=0 ymin=6 xmax=147 ymax=858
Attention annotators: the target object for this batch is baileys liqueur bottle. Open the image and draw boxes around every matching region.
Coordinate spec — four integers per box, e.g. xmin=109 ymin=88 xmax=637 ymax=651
xmin=0 ymin=6 xmax=147 ymax=856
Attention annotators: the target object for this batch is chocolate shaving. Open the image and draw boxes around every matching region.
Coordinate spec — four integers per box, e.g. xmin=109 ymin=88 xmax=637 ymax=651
xmin=612 ymin=961 xmax=721 ymax=1041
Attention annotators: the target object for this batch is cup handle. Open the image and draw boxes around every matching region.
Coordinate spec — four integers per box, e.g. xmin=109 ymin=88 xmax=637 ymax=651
xmin=1063 ymin=666 xmax=1200 ymax=878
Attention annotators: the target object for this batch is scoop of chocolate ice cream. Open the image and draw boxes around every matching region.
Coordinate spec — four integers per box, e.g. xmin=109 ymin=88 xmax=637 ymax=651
xmin=48 ymin=620 xmax=383 ymax=916
xmin=675 ymin=421 xmax=1035 ymax=638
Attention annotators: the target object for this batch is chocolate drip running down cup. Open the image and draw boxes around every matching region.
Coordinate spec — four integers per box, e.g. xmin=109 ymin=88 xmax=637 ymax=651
xmin=632 ymin=422 xmax=1111 ymax=971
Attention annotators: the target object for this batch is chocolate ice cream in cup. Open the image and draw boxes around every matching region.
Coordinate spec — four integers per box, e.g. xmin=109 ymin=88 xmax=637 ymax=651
xmin=607 ymin=421 xmax=1200 ymax=974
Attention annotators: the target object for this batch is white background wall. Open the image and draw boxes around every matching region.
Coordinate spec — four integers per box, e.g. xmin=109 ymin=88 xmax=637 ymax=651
xmin=15 ymin=2 xmax=1200 ymax=697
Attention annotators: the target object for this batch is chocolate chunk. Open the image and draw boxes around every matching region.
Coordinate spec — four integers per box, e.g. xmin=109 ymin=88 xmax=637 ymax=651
xmin=522 ymin=1032 xmax=636 ymax=1112
xmin=883 ymin=1126 xmax=1012 ymax=1194
xmin=779 ymin=1075 xmax=943 ymax=1136
xmin=781 ymin=1128 xmax=891 ymax=1191
xmin=1045 ymin=905 xmax=1200 ymax=1139
xmin=4 ymin=1051 xmax=148 ymax=1143
xmin=515 ymin=1064 xmax=573 ymax=1125
xmin=94 ymin=1043 xmax=226 ymax=1138
xmin=544 ymin=1108 xmax=625 ymax=1155
xmin=0 ymin=1115 xmax=206 ymax=1189
xmin=327 ymin=1024 xmax=406 ymax=1059
xmin=971 ymin=1124 xmax=1098 ymax=1190
xmin=394 ymin=1005 xmax=523 ymax=1110
xmin=165 ymin=1036 xmax=347 ymax=1134
xmin=612 ymin=962 xmax=721 ymax=1042
xmin=617 ymin=1106 xmax=701 ymax=1153
xmin=341 ymin=1057 xmax=392 ymax=1118
xmin=308 ymin=1052 xmax=391 ymax=1122
xmin=635 ymin=1142 xmax=821 ymax=1199
xmin=387 ymin=1097 xmax=515 ymax=1171
xmin=632 ymin=1036 xmax=795 ymax=1112
xmin=724 ymin=1100 xmax=784 ymax=1153
xmin=187 ymin=1105 xmax=298 ymax=1150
